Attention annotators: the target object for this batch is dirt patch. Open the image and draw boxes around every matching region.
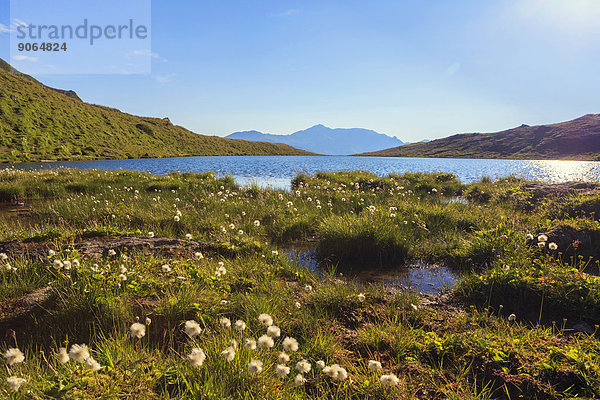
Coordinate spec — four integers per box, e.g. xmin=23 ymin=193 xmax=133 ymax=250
xmin=0 ymin=286 xmax=52 ymax=340
xmin=535 ymin=225 xmax=600 ymax=262
xmin=0 ymin=236 xmax=233 ymax=260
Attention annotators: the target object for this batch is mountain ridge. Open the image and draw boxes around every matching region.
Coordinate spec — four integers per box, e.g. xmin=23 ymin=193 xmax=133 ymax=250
xmin=360 ymin=114 xmax=600 ymax=161
xmin=227 ymin=124 xmax=405 ymax=155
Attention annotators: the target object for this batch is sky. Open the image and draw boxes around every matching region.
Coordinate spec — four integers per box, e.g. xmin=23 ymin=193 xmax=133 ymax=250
xmin=1 ymin=0 xmax=600 ymax=142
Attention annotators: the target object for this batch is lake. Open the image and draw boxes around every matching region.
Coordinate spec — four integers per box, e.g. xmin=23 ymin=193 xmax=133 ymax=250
xmin=8 ymin=156 xmax=600 ymax=190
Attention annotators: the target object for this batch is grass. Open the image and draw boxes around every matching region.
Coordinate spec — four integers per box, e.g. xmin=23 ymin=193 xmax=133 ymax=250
xmin=0 ymin=168 xmax=600 ymax=398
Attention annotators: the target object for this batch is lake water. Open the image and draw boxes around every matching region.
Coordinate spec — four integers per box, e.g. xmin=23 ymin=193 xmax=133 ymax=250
xmin=8 ymin=155 xmax=600 ymax=190
xmin=283 ymin=243 xmax=459 ymax=294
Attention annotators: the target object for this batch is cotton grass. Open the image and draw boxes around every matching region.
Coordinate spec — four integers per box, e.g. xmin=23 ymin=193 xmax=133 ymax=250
xmin=4 ymin=348 xmax=24 ymax=365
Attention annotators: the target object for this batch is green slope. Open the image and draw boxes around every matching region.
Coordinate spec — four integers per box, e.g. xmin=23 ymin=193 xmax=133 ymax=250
xmin=361 ymin=115 xmax=600 ymax=161
xmin=0 ymin=59 xmax=312 ymax=162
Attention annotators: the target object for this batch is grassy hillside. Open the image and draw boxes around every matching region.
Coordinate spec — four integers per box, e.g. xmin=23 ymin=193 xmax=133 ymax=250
xmin=362 ymin=114 xmax=600 ymax=161
xmin=0 ymin=59 xmax=312 ymax=162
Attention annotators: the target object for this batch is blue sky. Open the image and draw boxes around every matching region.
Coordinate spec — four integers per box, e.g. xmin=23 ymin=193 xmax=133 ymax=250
xmin=1 ymin=0 xmax=600 ymax=142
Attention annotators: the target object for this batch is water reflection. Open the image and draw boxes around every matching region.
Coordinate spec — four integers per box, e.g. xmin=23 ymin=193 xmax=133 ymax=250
xmin=283 ymin=243 xmax=460 ymax=294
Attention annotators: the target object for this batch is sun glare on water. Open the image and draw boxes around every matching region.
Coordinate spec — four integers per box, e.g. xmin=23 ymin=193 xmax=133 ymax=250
xmin=529 ymin=160 xmax=600 ymax=182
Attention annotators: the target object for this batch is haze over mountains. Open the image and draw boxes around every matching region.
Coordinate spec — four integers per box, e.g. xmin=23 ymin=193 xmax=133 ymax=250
xmin=227 ymin=125 xmax=406 ymax=155
xmin=362 ymin=114 xmax=600 ymax=161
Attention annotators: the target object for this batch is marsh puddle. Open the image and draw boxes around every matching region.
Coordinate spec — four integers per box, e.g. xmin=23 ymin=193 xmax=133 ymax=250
xmin=440 ymin=196 xmax=468 ymax=205
xmin=283 ymin=243 xmax=460 ymax=293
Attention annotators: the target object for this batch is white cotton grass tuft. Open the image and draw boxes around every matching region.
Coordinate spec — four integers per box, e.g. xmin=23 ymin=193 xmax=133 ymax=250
xmin=56 ymin=347 xmax=70 ymax=363
xmin=48 ymin=249 xmax=56 ymax=257
xmin=258 ymin=313 xmax=273 ymax=327
xmin=221 ymin=346 xmax=236 ymax=362
xmin=276 ymin=364 xmax=290 ymax=378
xmin=322 ymin=364 xmax=348 ymax=381
xmin=357 ymin=293 xmax=366 ymax=302
xmin=220 ymin=317 xmax=231 ymax=328
xmin=267 ymin=325 xmax=281 ymax=338
xmin=548 ymin=242 xmax=558 ymax=250
xmin=278 ymin=352 xmax=290 ymax=364
xmin=245 ymin=338 xmax=257 ymax=350
xmin=538 ymin=234 xmax=548 ymax=242
xmin=68 ymin=344 xmax=90 ymax=363
xmin=161 ymin=264 xmax=171 ymax=273
xmin=294 ymin=374 xmax=307 ymax=386
xmin=148 ymin=231 xmax=155 ymax=238
xmin=6 ymin=376 xmax=26 ymax=392
xmin=282 ymin=337 xmax=299 ymax=352
xmin=234 ymin=319 xmax=247 ymax=331
xmin=316 ymin=360 xmax=326 ymax=369
xmin=184 ymin=320 xmax=202 ymax=337
xmin=4 ymin=348 xmax=25 ymax=365
xmin=247 ymin=359 xmax=263 ymax=374
xmin=130 ymin=322 xmax=146 ymax=339
xmin=188 ymin=348 xmax=206 ymax=367
xmin=508 ymin=313 xmax=517 ymax=322
xmin=380 ymin=373 xmax=400 ymax=387
xmin=194 ymin=252 xmax=204 ymax=260
xmin=258 ymin=335 xmax=274 ymax=348
xmin=185 ymin=233 xmax=193 ymax=240
xmin=86 ymin=357 xmax=101 ymax=371
xmin=368 ymin=360 xmax=383 ymax=371
xmin=296 ymin=359 xmax=311 ymax=374
xmin=254 ymin=220 xmax=260 ymax=227
xmin=215 ymin=266 xmax=227 ymax=277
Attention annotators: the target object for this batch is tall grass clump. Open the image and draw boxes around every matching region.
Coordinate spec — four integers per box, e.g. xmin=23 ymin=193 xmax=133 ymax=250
xmin=317 ymin=213 xmax=409 ymax=266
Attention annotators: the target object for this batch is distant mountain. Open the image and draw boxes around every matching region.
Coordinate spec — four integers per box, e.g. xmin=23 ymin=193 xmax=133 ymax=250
xmin=227 ymin=124 xmax=405 ymax=155
xmin=360 ymin=115 xmax=600 ymax=161
xmin=0 ymin=58 xmax=312 ymax=162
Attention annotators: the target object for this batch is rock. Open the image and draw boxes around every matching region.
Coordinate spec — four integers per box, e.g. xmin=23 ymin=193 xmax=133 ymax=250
xmin=573 ymin=321 xmax=594 ymax=335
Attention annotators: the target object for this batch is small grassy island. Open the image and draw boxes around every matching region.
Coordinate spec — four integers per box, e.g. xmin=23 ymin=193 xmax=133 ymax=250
xmin=1 ymin=169 xmax=600 ymax=399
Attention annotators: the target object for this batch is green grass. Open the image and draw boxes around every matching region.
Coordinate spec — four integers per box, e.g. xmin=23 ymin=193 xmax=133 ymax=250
xmin=1 ymin=169 xmax=600 ymax=398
